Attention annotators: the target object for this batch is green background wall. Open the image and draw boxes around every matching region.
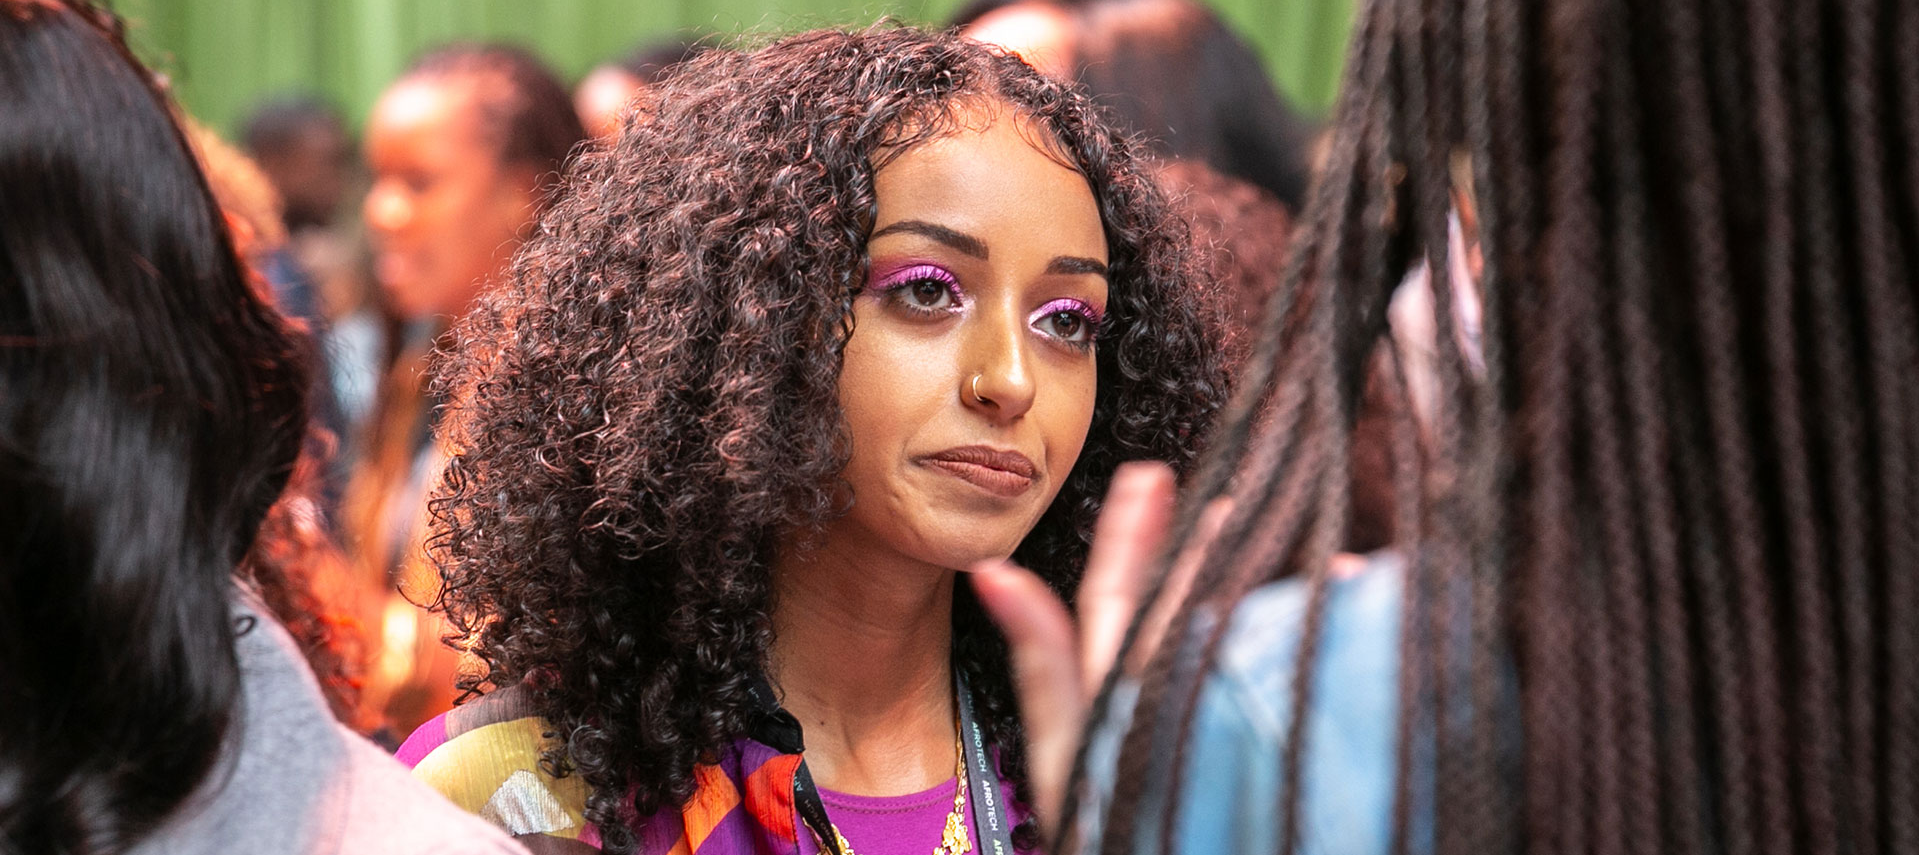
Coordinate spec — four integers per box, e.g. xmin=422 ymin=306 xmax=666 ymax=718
xmin=115 ymin=0 xmax=1353 ymax=138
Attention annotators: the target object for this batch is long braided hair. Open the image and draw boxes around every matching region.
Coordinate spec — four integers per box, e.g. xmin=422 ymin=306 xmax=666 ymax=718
xmin=1074 ymin=0 xmax=1919 ymax=853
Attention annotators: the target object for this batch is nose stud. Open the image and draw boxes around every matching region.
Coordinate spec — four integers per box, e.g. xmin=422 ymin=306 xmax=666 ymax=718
xmin=971 ymin=374 xmax=991 ymax=405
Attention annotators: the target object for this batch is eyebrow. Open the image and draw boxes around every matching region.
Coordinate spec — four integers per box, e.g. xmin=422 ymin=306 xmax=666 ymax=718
xmin=871 ymin=220 xmax=988 ymax=259
xmin=870 ymin=219 xmax=1109 ymax=279
xmin=1046 ymin=255 xmax=1109 ymax=278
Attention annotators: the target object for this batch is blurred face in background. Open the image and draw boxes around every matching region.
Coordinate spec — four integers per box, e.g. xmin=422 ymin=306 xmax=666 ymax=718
xmin=363 ymin=76 xmax=541 ymax=320
xmin=267 ymin=122 xmax=351 ymax=230
xmin=962 ymin=2 xmax=1078 ymax=80
xmin=574 ymin=64 xmax=645 ymax=141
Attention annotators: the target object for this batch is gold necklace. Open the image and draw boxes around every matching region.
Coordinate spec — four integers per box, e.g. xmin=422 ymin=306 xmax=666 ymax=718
xmin=820 ymin=733 xmax=972 ymax=855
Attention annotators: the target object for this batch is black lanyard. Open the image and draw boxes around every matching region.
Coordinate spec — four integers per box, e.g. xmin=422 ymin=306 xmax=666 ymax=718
xmin=746 ymin=673 xmax=1017 ymax=855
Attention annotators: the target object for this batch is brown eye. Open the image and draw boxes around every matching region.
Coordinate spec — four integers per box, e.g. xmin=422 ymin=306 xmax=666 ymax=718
xmin=906 ymin=279 xmax=955 ymax=309
xmin=1045 ymin=311 xmax=1086 ymax=341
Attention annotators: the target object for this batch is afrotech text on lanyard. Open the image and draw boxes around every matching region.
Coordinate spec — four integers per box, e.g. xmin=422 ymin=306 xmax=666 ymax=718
xmin=745 ymin=672 xmax=1017 ymax=855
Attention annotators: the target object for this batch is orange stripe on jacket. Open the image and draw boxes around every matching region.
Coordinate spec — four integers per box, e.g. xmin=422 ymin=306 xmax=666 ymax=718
xmin=743 ymin=753 xmax=802 ymax=844
xmin=683 ymin=763 xmax=743 ymax=851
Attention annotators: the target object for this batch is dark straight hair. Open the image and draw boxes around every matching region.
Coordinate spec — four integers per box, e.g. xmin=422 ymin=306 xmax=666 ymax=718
xmin=0 ymin=1 xmax=310 ymax=852
xmin=1075 ymin=0 xmax=1919 ymax=854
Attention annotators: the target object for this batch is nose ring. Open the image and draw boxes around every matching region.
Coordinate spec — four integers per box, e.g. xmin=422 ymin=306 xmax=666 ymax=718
xmin=971 ymin=374 xmax=990 ymax=405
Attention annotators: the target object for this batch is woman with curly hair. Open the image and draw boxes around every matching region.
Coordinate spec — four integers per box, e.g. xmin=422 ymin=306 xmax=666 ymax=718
xmin=396 ymin=26 xmax=1221 ymax=855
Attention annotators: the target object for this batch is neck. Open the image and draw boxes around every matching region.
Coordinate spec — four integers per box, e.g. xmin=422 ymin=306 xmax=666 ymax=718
xmin=769 ymin=539 xmax=957 ymax=796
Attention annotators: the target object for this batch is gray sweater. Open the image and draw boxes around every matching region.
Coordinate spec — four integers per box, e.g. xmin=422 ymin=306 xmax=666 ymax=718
xmin=129 ymin=591 xmax=527 ymax=855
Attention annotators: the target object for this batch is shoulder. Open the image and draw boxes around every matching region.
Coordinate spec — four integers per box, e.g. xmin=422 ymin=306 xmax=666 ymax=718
xmin=1078 ymin=553 xmax=1405 ymax=855
xmin=333 ymin=726 xmax=536 ymax=855
xmin=1207 ymin=550 xmax=1405 ymax=730
xmin=401 ymin=686 xmax=598 ymax=847
xmin=152 ymin=595 xmax=533 ymax=855
xmin=1177 ymin=552 xmax=1405 ymax=855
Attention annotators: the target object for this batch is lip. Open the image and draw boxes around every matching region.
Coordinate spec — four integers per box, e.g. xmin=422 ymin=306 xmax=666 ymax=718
xmin=918 ymin=445 xmax=1039 ymax=498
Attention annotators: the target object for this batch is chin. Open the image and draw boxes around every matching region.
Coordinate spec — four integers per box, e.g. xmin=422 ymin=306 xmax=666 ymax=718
xmin=913 ymin=529 xmax=1030 ymax=572
xmin=926 ymin=503 xmax=1055 ymax=568
xmin=853 ymin=491 xmax=1049 ymax=571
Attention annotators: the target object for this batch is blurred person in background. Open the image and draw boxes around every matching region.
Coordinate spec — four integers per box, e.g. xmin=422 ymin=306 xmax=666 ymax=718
xmin=0 ymin=2 xmax=523 ymax=851
xmin=573 ymin=38 xmax=709 ymax=141
xmin=186 ymin=116 xmax=354 ymax=514
xmin=242 ymin=96 xmax=387 ymax=445
xmin=349 ymin=43 xmax=586 ymax=741
xmin=242 ymin=97 xmax=353 ymax=235
xmin=954 ymin=0 xmax=1082 ymax=80
xmin=1151 ymin=158 xmax=1293 ymax=374
xmin=1072 ymin=0 xmax=1318 ymax=212
xmin=1152 ymin=156 xmax=1399 ymax=567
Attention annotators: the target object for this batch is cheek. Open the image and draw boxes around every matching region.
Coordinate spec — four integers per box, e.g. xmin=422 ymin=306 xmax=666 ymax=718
xmin=401 ymin=187 xmax=457 ymax=245
xmin=486 ymin=182 xmax=538 ymax=235
xmin=837 ymin=306 xmax=945 ymax=455
xmin=437 ymin=186 xmax=524 ymax=270
xmin=1039 ymin=358 xmax=1098 ymax=479
xmin=836 ymin=329 xmax=887 ymax=465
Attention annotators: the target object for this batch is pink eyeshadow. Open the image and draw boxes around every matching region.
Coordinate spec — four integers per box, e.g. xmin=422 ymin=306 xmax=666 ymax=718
xmin=867 ymin=260 xmax=961 ymax=294
xmin=1030 ymin=297 xmax=1103 ymax=326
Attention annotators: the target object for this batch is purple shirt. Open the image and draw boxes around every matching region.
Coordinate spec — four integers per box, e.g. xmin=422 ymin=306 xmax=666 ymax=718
xmin=398 ymin=687 xmax=1032 ymax=854
xmin=819 ymin=778 xmax=971 ymax=855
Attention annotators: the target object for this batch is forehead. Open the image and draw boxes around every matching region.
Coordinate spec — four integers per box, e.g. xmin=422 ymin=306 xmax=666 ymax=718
xmin=872 ymin=102 xmax=1105 ymax=258
xmin=963 ymin=5 xmax=1078 ymax=78
xmin=367 ymin=78 xmax=491 ymax=157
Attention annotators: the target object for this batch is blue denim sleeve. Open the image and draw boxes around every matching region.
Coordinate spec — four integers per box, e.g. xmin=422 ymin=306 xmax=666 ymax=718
xmin=1080 ymin=554 xmax=1405 ymax=855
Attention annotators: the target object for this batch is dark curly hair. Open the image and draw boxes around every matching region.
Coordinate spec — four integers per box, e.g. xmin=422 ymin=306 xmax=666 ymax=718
xmin=428 ymin=26 xmax=1221 ymax=853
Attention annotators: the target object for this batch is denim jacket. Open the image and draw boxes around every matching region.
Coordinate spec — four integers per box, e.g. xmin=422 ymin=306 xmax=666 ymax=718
xmin=1078 ymin=554 xmax=1406 ymax=855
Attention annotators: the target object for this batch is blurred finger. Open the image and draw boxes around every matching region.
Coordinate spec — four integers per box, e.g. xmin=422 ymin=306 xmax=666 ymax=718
xmin=971 ymin=560 xmax=1081 ymax=833
xmin=1076 ymin=461 xmax=1176 ymax=697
